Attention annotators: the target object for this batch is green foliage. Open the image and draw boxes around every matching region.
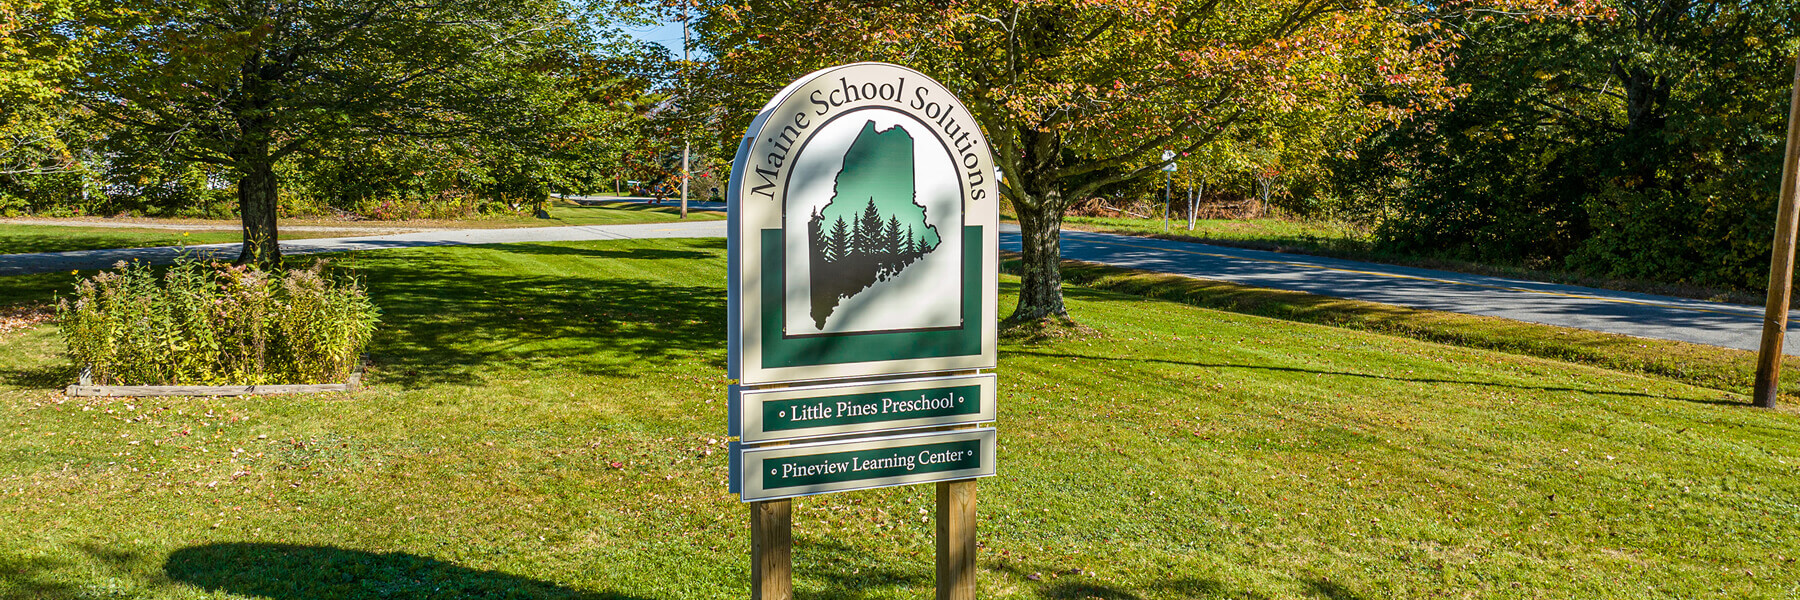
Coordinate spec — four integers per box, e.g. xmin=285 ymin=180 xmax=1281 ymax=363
xmin=698 ymin=0 xmax=1584 ymax=321
xmin=1346 ymin=1 xmax=1799 ymax=288
xmin=57 ymin=258 xmax=379 ymax=385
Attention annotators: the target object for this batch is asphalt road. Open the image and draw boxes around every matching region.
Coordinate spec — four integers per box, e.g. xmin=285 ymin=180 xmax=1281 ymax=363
xmin=1 ymin=216 xmax=1783 ymax=353
xmin=1001 ymin=225 xmax=1788 ymax=353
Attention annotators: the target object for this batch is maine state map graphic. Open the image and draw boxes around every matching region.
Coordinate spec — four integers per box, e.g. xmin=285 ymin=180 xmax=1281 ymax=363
xmin=805 ymin=121 xmax=943 ymax=329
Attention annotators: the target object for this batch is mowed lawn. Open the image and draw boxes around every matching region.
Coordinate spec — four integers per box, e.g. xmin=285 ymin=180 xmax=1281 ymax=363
xmin=1 ymin=238 xmax=1797 ymax=599
xmin=0 ymin=225 xmax=349 ymax=256
xmin=0 ymin=201 xmax=721 ymax=255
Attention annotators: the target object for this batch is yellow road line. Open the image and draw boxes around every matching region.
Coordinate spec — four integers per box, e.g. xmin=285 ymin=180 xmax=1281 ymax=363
xmin=1065 ymin=236 xmax=1755 ymax=318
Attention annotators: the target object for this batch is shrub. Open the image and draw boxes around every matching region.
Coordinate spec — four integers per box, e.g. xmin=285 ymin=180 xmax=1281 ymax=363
xmin=58 ymin=258 xmax=380 ymax=385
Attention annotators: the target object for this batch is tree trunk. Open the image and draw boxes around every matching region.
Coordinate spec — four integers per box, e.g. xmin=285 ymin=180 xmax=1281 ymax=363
xmin=1003 ymin=127 xmax=1076 ymax=324
xmin=236 ymin=158 xmax=281 ymax=265
xmin=1188 ymin=183 xmax=1200 ymax=230
xmin=1621 ymin=67 xmax=1669 ymax=185
xmin=232 ymin=33 xmax=280 ymax=266
xmin=1009 ymin=196 xmax=1069 ymax=322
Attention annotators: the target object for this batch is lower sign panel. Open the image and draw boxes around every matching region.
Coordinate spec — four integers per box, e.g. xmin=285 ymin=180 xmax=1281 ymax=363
xmin=735 ymin=428 xmax=996 ymax=502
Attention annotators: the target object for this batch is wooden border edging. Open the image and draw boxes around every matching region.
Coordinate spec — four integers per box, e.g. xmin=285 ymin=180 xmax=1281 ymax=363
xmin=65 ymin=369 xmax=364 ymax=397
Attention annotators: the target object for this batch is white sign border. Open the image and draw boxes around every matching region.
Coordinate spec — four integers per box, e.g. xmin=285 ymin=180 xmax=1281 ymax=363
xmin=726 ymin=62 xmax=1000 ymax=386
xmin=731 ymin=373 xmax=996 ymax=444
xmin=734 ymin=428 xmax=997 ymax=503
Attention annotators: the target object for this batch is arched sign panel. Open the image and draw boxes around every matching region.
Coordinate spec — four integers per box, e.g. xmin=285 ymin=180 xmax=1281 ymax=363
xmin=727 ymin=62 xmax=999 ymax=387
xmin=726 ymin=64 xmax=998 ymax=594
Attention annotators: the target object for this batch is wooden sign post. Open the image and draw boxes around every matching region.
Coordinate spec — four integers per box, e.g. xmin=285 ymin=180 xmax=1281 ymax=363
xmin=936 ymin=479 xmax=977 ymax=600
xmin=725 ymin=63 xmax=1001 ymax=597
xmin=750 ymin=499 xmax=791 ymax=600
xmin=1754 ymin=55 xmax=1800 ymax=410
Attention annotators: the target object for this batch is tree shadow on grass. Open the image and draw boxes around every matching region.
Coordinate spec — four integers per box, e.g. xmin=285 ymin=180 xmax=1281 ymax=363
xmin=352 ymin=245 xmax=726 ymax=389
xmin=787 ymin=535 xmax=930 ymax=600
xmin=787 ymin=537 xmax=1303 ymax=600
xmin=0 ymin=363 xmax=74 ymax=390
xmin=1002 ymin=349 xmax=1742 ymax=406
xmin=164 ymin=543 xmax=648 ymax=600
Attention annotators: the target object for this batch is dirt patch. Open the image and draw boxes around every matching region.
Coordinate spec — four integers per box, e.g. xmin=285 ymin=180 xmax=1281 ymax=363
xmin=1000 ymin=315 xmax=1104 ymax=344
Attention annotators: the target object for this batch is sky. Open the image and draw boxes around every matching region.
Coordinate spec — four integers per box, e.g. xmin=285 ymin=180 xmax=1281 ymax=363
xmin=621 ymin=18 xmax=703 ymax=59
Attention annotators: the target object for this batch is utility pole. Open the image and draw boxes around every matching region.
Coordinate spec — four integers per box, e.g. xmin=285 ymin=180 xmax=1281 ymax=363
xmin=1161 ymin=150 xmax=1176 ymax=232
xmin=1162 ymin=173 xmax=1171 ymax=232
xmin=1754 ymin=56 xmax=1800 ymax=409
xmin=679 ymin=4 xmax=691 ymax=219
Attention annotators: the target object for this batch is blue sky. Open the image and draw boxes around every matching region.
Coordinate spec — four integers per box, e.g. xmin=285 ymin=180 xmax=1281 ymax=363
xmin=622 ymin=18 xmax=703 ymax=58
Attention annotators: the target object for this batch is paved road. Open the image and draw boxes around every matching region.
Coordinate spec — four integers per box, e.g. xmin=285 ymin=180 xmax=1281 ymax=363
xmin=1002 ymin=226 xmax=1787 ymax=353
xmin=0 ymin=221 xmax=727 ymax=276
xmin=1 ymin=218 xmax=1782 ymax=353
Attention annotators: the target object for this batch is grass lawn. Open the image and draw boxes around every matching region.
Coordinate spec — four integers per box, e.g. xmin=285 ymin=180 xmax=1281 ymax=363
xmin=0 ymin=225 xmax=352 ymax=256
xmin=537 ymin=200 xmax=724 ymax=227
xmin=0 ymin=201 xmax=722 ymax=255
xmin=1063 ymin=215 xmax=1369 ymax=256
xmin=3 ymin=239 xmax=1798 ymax=598
xmin=1030 ymin=257 xmax=1800 ymax=400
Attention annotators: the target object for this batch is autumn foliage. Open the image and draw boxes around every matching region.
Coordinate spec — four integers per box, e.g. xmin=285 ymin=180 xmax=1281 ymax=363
xmin=697 ymin=0 xmax=1602 ymax=324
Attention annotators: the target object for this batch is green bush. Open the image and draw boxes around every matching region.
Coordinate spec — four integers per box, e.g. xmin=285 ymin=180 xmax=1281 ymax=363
xmin=58 ymin=258 xmax=380 ymax=386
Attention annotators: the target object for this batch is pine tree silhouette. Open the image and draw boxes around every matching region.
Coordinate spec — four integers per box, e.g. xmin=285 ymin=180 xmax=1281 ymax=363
xmin=827 ymin=217 xmax=851 ymax=263
xmin=857 ymin=198 xmax=883 ymax=258
xmin=881 ymin=216 xmax=903 ymax=271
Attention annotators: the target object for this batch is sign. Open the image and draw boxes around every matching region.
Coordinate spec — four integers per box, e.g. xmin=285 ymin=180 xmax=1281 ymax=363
xmin=723 ymin=61 xmax=1000 ymax=599
xmin=726 ymin=62 xmax=1000 ymax=386
xmin=733 ymin=429 xmax=996 ymax=502
xmin=1161 ymin=150 xmax=1178 ymax=172
xmin=730 ymin=374 xmax=995 ymax=444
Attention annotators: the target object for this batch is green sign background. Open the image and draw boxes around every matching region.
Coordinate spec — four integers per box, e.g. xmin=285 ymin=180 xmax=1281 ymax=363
xmin=763 ymin=384 xmax=982 ymax=433
xmin=762 ymin=439 xmax=983 ymax=490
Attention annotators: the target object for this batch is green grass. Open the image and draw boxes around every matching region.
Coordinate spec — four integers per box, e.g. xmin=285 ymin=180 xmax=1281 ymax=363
xmin=0 ymin=225 xmax=349 ymax=256
xmin=1064 ymin=215 xmax=1368 ymax=255
xmin=536 ymin=200 xmax=724 ymax=227
xmin=3 ymin=239 xmax=1799 ymax=598
xmin=1027 ymin=256 xmax=1800 ymax=400
xmin=0 ymin=201 xmax=721 ymax=256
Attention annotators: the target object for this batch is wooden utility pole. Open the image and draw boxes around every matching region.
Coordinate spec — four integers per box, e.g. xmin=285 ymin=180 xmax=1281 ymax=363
xmin=935 ymin=480 xmax=977 ymax=600
xmin=1753 ymin=56 xmax=1800 ymax=409
xmin=750 ymin=500 xmax=792 ymax=599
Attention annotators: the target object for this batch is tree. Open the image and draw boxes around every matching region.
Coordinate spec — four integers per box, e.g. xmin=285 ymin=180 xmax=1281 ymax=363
xmin=697 ymin=0 xmax=1577 ymax=324
xmin=68 ymin=0 xmax=624 ymax=263
xmin=1 ymin=0 xmax=90 ymax=178
xmin=856 ymin=198 xmax=884 ymax=257
xmin=1345 ymin=0 xmax=1800 ymax=289
xmin=828 ymin=217 xmax=852 ymax=262
xmin=883 ymin=216 xmax=903 ymax=260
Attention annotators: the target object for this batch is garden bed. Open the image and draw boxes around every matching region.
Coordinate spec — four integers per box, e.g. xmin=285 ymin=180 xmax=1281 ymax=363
xmin=64 ymin=361 xmax=365 ymax=397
